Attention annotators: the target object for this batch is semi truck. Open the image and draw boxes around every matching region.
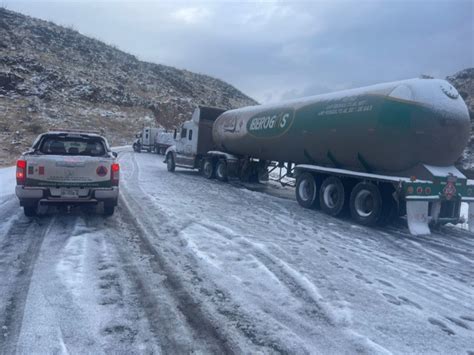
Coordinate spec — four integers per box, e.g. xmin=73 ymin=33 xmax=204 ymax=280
xmin=164 ymin=78 xmax=474 ymax=236
xmin=133 ymin=127 xmax=174 ymax=154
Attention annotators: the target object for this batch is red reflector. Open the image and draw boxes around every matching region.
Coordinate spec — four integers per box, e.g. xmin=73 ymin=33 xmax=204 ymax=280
xmin=17 ymin=160 xmax=26 ymax=169
xmin=96 ymin=166 xmax=108 ymax=177
xmin=111 ymin=163 xmax=120 ymax=172
xmin=16 ymin=160 xmax=27 ymax=185
xmin=39 ymin=166 xmax=45 ymax=175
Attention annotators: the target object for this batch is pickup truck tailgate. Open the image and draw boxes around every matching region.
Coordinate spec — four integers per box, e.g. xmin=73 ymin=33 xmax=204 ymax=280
xmin=25 ymin=155 xmax=114 ymax=187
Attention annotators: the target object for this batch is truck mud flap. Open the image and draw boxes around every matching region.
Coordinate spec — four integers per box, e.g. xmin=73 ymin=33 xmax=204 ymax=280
xmin=406 ymin=201 xmax=431 ymax=236
xmin=468 ymin=203 xmax=474 ymax=233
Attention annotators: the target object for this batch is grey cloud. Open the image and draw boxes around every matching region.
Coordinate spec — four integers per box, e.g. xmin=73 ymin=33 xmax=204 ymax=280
xmin=5 ymin=0 xmax=474 ymax=103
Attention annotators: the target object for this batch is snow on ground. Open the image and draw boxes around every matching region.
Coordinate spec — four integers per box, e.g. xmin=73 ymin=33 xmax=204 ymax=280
xmin=0 ymin=149 xmax=473 ymax=354
xmin=0 ymin=166 xmax=15 ymax=198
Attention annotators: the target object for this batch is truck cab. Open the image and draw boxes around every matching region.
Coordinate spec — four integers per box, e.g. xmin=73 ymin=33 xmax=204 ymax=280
xmin=165 ymin=106 xmax=226 ymax=171
xmin=133 ymin=127 xmax=160 ymax=152
xmin=175 ymin=117 xmax=198 ymax=157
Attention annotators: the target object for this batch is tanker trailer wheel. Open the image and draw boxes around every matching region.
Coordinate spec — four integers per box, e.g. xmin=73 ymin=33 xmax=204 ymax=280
xmin=319 ymin=176 xmax=347 ymax=217
xmin=166 ymin=153 xmax=175 ymax=172
xmin=349 ymin=182 xmax=383 ymax=226
xmin=202 ymin=159 xmax=215 ymax=179
xmin=296 ymin=172 xmax=319 ymax=209
xmin=216 ymin=160 xmax=228 ymax=182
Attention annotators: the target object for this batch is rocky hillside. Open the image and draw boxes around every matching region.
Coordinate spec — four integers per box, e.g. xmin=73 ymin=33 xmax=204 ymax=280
xmin=0 ymin=8 xmax=257 ymax=166
xmin=448 ymin=68 xmax=474 ymax=174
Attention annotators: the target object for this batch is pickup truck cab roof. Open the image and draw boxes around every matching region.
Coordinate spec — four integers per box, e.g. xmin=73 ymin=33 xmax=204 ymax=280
xmin=29 ymin=131 xmax=113 ymax=157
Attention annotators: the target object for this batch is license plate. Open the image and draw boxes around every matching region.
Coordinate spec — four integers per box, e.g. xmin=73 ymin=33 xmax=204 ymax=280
xmin=61 ymin=188 xmax=79 ymax=198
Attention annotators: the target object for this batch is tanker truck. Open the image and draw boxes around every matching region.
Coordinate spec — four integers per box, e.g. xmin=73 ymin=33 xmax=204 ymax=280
xmin=164 ymin=78 xmax=474 ymax=236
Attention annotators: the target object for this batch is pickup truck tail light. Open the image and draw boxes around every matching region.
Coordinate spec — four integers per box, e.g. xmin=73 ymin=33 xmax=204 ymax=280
xmin=16 ymin=159 xmax=27 ymax=185
xmin=111 ymin=163 xmax=120 ymax=186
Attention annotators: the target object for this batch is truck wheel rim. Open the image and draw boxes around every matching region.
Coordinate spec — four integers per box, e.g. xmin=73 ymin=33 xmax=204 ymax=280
xmin=217 ymin=164 xmax=224 ymax=177
xmin=355 ymin=190 xmax=374 ymax=217
xmin=204 ymin=162 xmax=212 ymax=176
xmin=299 ymin=179 xmax=312 ymax=201
xmin=323 ymin=184 xmax=338 ymax=208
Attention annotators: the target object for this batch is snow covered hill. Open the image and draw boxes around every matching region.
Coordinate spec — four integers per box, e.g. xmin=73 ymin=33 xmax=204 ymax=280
xmin=0 ymin=150 xmax=473 ymax=353
xmin=0 ymin=8 xmax=257 ymax=166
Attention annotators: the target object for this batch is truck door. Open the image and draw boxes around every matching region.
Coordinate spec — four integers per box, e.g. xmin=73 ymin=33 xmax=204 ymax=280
xmin=176 ymin=126 xmax=187 ymax=154
xmin=143 ymin=128 xmax=150 ymax=146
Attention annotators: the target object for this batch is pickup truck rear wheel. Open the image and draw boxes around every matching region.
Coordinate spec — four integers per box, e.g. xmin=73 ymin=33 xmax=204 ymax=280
xmin=215 ymin=160 xmax=228 ymax=182
xmin=104 ymin=203 xmax=115 ymax=216
xmin=23 ymin=204 xmax=37 ymax=217
xmin=296 ymin=172 xmax=319 ymax=209
xmin=202 ymin=159 xmax=214 ymax=179
xmin=166 ymin=153 xmax=175 ymax=172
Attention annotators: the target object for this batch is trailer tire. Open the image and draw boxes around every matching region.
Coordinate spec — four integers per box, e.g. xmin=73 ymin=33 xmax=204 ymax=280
xmin=319 ymin=176 xmax=347 ymax=216
xmin=202 ymin=159 xmax=214 ymax=179
xmin=23 ymin=204 xmax=37 ymax=217
xmin=296 ymin=172 xmax=319 ymax=209
xmin=216 ymin=160 xmax=228 ymax=182
xmin=350 ymin=182 xmax=383 ymax=226
xmin=166 ymin=153 xmax=175 ymax=172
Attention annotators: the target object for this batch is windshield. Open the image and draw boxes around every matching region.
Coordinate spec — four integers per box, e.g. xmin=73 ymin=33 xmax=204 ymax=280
xmin=38 ymin=136 xmax=107 ymax=156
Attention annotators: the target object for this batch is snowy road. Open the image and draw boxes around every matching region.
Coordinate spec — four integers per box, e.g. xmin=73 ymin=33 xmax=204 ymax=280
xmin=0 ymin=149 xmax=473 ymax=354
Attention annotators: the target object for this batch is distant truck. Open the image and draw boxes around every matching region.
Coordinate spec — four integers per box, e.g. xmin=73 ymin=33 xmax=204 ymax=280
xmin=165 ymin=78 xmax=474 ymax=236
xmin=16 ymin=130 xmax=119 ymax=216
xmin=133 ymin=127 xmax=174 ymax=154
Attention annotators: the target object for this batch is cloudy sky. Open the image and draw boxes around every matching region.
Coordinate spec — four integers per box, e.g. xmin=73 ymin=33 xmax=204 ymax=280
xmin=5 ymin=0 xmax=473 ymax=103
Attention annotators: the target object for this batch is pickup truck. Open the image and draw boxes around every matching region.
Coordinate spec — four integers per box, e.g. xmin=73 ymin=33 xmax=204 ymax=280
xmin=15 ymin=130 xmax=119 ymax=216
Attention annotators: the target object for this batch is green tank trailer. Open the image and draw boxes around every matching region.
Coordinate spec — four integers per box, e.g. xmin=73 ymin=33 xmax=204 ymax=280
xmin=166 ymin=78 xmax=473 ymax=235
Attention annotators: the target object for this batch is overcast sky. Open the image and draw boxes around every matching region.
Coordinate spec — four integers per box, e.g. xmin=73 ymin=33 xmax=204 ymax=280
xmin=5 ymin=0 xmax=474 ymax=103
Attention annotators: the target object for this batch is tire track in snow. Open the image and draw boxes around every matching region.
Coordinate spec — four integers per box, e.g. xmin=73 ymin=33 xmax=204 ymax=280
xmin=193 ymin=221 xmax=391 ymax=354
xmin=121 ymin=152 xmax=386 ymax=353
xmin=116 ymin=192 xmax=240 ymax=353
xmin=0 ymin=215 xmax=54 ymax=354
xmin=117 ymin=152 xmax=243 ymax=353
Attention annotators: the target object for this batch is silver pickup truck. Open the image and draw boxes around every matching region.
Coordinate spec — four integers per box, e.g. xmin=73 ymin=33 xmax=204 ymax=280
xmin=15 ymin=130 xmax=119 ymax=216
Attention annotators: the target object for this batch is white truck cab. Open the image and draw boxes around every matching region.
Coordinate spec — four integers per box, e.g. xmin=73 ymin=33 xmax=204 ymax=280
xmin=165 ymin=106 xmax=228 ymax=173
xmin=15 ymin=130 xmax=119 ymax=216
xmin=133 ymin=127 xmax=175 ymax=154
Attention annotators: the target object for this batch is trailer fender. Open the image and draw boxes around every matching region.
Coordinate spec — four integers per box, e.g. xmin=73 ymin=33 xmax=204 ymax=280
xmin=406 ymin=201 xmax=431 ymax=236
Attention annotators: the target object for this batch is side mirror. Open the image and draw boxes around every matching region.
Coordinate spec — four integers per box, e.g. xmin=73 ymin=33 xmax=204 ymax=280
xmin=173 ymin=129 xmax=177 ymax=140
xmin=112 ymin=151 xmax=118 ymax=158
